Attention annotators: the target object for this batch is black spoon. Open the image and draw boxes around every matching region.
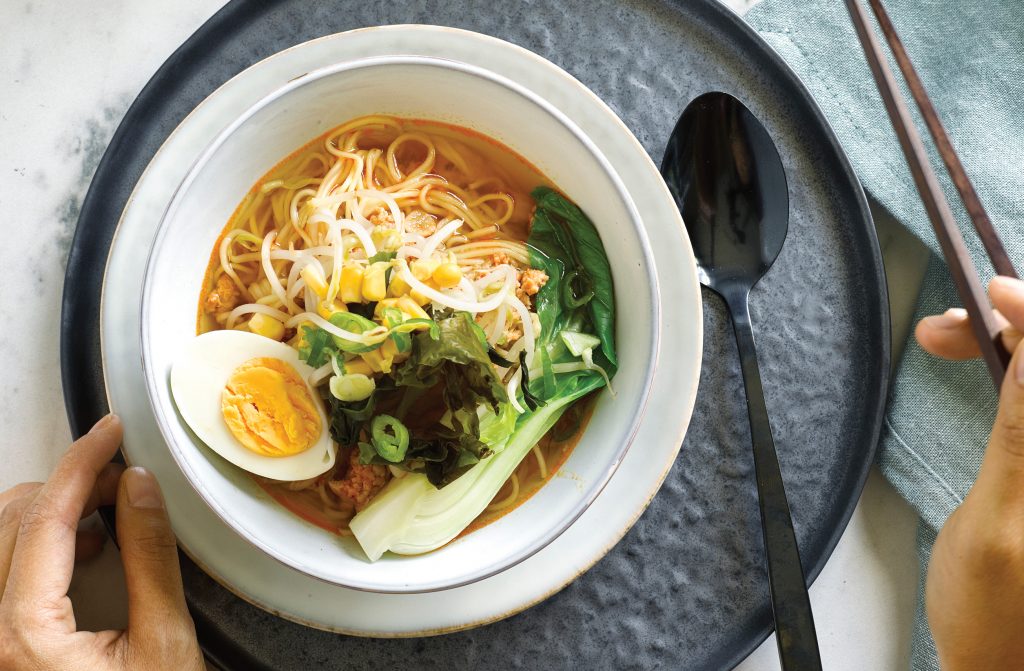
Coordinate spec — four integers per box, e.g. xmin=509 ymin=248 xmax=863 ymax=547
xmin=661 ymin=92 xmax=822 ymax=670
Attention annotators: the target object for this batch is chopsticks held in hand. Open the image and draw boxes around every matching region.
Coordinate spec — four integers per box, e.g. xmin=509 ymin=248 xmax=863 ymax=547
xmin=844 ymin=0 xmax=1017 ymax=389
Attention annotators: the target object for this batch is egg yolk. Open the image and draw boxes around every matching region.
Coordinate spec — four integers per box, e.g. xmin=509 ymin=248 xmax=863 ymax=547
xmin=221 ymin=357 xmax=321 ymax=457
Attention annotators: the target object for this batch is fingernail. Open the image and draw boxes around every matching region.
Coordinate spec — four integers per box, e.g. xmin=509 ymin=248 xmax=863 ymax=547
xmin=89 ymin=413 xmax=118 ymax=434
xmin=929 ymin=308 xmax=968 ymax=329
xmin=124 ymin=467 xmax=164 ymax=509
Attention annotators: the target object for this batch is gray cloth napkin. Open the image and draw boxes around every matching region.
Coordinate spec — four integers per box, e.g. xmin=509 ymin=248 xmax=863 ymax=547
xmin=744 ymin=0 xmax=1024 ymax=667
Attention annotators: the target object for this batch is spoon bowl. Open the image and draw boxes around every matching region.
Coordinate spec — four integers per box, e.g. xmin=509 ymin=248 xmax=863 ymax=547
xmin=662 ymin=92 xmax=789 ymax=299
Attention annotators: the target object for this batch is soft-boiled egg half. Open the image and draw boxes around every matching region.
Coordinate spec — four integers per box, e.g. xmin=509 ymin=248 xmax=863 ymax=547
xmin=170 ymin=330 xmax=337 ymax=481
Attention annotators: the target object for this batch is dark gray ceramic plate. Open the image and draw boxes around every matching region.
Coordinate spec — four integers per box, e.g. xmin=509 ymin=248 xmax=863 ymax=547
xmin=61 ymin=1 xmax=889 ymax=669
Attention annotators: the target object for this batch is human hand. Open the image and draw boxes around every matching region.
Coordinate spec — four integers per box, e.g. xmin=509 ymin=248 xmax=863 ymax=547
xmin=917 ymin=276 xmax=1024 ymax=670
xmin=0 ymin=415 xmax=204 ymax=671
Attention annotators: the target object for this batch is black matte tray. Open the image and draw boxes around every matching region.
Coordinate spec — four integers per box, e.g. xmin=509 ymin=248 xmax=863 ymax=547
xmin=61 ymin=1 xmax=889 ymax=669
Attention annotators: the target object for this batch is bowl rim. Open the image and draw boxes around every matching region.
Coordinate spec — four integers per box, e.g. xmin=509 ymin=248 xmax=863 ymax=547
xmin=140 ymin=53 xmax=661 ymax=593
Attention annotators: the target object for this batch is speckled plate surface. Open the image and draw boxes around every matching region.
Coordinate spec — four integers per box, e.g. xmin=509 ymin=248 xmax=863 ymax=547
xmin=61 ymin=2 xmax=889 ymax=670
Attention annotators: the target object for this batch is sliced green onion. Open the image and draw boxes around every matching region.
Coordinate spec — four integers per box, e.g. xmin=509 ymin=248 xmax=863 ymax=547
xmin=371 ymin=414 xmax=411 ymax=463
xmin=329 ymin=311 xmax=387 ymax=353
xmin=391 ymin=318 xmax=440 ymax=340
xmin=379 ymin=307 xmax=405 ymax=329
xmin=328 ymin=352 xmax=342 ymax=378
xmin=330 ymin=373 xmax=376 ymax=402
xmin=390 ymin=331 xmax=412 ymax=353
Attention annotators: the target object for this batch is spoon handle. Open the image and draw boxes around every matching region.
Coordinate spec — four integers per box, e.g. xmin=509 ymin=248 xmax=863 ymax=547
xmin=729 ymin=294 xmax=822 ymax=671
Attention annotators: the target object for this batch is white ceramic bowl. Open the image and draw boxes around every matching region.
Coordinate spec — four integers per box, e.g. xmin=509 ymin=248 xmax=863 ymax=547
xmin=141 ymin=55 xmax=659 ymax=593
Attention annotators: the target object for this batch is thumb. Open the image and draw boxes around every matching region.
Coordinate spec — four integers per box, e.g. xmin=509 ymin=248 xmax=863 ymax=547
xmin=115 ymin=467 xmax=193 ymax=645
xmin=979 ymin=346 xmax=1024 ymax=495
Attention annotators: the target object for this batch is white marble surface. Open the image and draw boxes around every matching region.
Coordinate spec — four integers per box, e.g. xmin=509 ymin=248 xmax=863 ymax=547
xmin=0 ymin=0 xmax=924 ymax=668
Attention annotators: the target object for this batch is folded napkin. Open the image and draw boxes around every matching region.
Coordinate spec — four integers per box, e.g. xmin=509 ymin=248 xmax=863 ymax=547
xmin=745 ymin=1 xmax=1024 ymax=668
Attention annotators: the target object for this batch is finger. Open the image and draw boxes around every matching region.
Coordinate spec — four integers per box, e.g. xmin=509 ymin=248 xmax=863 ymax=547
xmin=916 ymin=309 xmax=982 ymax=359
xmin=0 ymin=492 xmax=40 ymax=599
xmin=0 ymin=466 xmax=117 ymax=598
xmin=917 ymin=308 xmax=1015 ymax=360
xmin=976 ymin=344 xmax=1024 ymax=499
xmin=116 ymin=467 xmax=192 ymax=643
xmin=0 ymin=485 xmax=42 ymax=591
xmin=990 ymin=277 xmax=1024 ymax=333
xmin=2 ymin=414 xmax=123 ymax=609
xmin=81 ymin=462 xmax=125 ymax=519
xmin=0 ymin=482 xmax=43 ymax=511
xmin=74 ymin=529 xmax=107 ymax=563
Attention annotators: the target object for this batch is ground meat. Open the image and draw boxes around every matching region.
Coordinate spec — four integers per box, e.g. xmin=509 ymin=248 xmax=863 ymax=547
xmin=328 ymin=450 xmax=389 ymax=511
xmin=513 ymin=268 xmax=549 ymax=309
xmin=367 ymin=206 xmax=395 ymax=228
xmin=519 ymin=268 xmax=548 ymax=297
xmin=502 ymin=316 xmax=524 ymax=347
xmin=404 ymin=209 xmax=438 ymax=236
xmin=490 ymin=252 xmax=512 ymax=267
xmin=204 ymin=274 xmax=240 ymax=314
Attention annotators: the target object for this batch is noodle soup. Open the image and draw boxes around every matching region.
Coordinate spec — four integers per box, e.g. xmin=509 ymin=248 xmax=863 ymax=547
xmin=184 ymin=115 xmax=618 ymax=560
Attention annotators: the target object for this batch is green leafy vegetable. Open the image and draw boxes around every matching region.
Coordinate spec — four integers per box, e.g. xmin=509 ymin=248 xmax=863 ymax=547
xmin=488 ymin=347 xmax=517 ymax=368
xmin=368 ymin=250 xmax=398 ymax=264
xmin=529 ymin=186 xmax=617 ymax=370
xmin=389 ymin=312 xmax=508 ymax=485
xmin=326 ymin=390 xmax=379 ymax=447
xmin=560 ymin=331 xmax=602 ymax=357
xmin=393 ymin=312 xmax=506 ymax=419
xmin=298 ymin=325 xmax=335 ymax=368
xmin=518 ymin=350 xmax=542 ymax=411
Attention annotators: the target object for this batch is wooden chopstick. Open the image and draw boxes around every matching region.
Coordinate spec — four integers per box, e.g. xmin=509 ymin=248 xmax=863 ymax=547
xmin=844 ymin=0 xmax=1013 ymax=388
xmin=866 ymin=0 xmax=1019 ymax=280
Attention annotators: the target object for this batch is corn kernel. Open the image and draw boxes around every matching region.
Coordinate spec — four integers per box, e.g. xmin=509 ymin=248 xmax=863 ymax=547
xmin=373 ymin=298 xmax=400 ymax=319
xmin=289 ymin=321 xmax=314 ymax=348
xmin=386 ymin=338 xmax=411 ymax=367
xmin=360 ymin=350 xmax=385 ymax=374
xmin=380 ymin=339 xmax=400 ymax=369
xmin=365 ymin=339 xmax=400 ymax=374
xmin=387 ymin=273 xmax=412 ymax=298
xmin=339 ymin=264 xmax=365 ymax=303
xmin=343 ymin=357 xmax=375 ymax=377
xmin=432 ymin=263 xmax=463 ymax=289
xmin=410 ymin=257 xmax=441 ymax=281
xmin=408 ymin=289 xmax=431 ymax=306
xmin=362 ymin=262 xmax=389 ymax=302
xmin=396 ymin=296 xmax=430 ymax=320
xmin=371 ymin=226 xmax=402 ymax=252
xmin=317 ymin=299 xmax=348 ymax=320
xmin=248 ymin=313 xmax=285 ymax=341
xmin=300 ymin=264 xmax=329 ymax=299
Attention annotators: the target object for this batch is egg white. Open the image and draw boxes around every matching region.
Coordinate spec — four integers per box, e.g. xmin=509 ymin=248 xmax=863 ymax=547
xmin=170 ymin=330 xmax=337 ymax=481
